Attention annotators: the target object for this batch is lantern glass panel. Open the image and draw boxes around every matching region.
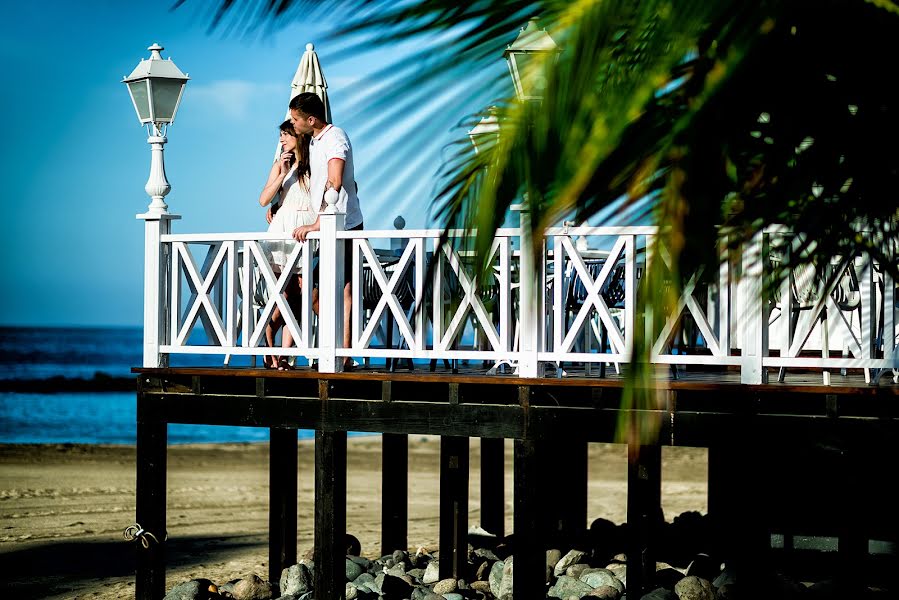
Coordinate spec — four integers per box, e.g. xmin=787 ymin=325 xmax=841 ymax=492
xmin=128 ymin=80 xmax=151 ymax=122
xmin=150 ymin=79 xmax=185 ymax=123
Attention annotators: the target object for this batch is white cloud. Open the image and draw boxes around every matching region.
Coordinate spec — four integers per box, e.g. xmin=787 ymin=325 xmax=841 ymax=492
xmin=185 ymin=80 xmax=282 ymax=119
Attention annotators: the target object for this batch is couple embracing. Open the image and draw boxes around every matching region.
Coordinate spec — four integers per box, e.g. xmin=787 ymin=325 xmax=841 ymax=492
xmin=258 ymin=93 xmax=363 ymax=371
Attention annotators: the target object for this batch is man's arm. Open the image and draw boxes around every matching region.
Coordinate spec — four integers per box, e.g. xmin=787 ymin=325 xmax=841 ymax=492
xmin=326 ymin=157 xmax=345 ymax=195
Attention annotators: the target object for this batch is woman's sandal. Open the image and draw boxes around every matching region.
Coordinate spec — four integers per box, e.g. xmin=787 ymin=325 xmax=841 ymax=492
xmin=277 ymin=358 xmax=294 ymax=371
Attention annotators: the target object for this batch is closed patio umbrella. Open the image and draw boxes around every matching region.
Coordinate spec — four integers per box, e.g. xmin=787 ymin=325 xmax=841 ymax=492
xmin=275 ymin=42 xmax=331 ymax=159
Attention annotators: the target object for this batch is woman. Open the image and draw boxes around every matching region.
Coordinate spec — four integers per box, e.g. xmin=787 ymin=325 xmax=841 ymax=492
xmin=258 ymin=120 xmax=317 ymax=370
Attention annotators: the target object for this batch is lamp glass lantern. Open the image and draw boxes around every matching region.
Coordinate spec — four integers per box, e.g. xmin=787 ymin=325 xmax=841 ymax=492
xmin=123 ymin=43 xmax=189 ymax=133
xmin=503 ymin=20 xmax=559 ymax=101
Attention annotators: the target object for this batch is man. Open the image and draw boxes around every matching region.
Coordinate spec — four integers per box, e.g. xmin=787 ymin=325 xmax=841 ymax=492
xmin=289 ymin=92 xmax=363 ymax=370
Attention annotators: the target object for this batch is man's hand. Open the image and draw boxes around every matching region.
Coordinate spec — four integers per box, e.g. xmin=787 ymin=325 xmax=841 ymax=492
xmin=266 ymin=206 xmax=275 ymax=224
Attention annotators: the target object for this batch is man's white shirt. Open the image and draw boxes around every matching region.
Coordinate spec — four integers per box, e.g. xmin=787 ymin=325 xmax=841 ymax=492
xmin=310 ymin=124 xmax=363 ymax=229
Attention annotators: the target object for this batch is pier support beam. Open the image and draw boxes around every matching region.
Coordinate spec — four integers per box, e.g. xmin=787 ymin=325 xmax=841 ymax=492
xmin=135 ymin=403 xmax=167 ymax=600
xmin=269 ymin=427 xmax=298 ymax=585
xmin=626 ymin=443 xmax=661 ymax=599
xmin=480 ymin=437 xmax=505 ymax=538
xmin=381 ymin=433 xmax=408 ymax=556
xmin=514 ymin=438 xmax=546 ymax=597
xmin=314 ymin=429 xmax=347 ymax=599
xmin=439 ymin=435 xmax=469 ymax=579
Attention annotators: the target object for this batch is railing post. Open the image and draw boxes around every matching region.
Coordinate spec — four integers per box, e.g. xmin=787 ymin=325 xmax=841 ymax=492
xmin=517 ymin=206 xmax=542 ymax=377
xmin=137 ymin=211 xmax=179 ymax=368
xmin=740 ymin=230 xmax=768 ymax=384
xmin=318 ymin=190 xmax=346 ymax=373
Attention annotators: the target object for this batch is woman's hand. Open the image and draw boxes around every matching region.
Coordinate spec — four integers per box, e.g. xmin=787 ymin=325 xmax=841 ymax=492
xmin=279 ymin=151 xmax=294 ymax=177
xmin=292 ymin=225 xmax=310 ymax=242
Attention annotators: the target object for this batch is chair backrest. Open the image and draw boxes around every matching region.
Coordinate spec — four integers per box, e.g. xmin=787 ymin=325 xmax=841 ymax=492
xmin=362 ymin=261 xmax=415 ymax=311
xmin=565 ymin=259 xmax=626 ymax=311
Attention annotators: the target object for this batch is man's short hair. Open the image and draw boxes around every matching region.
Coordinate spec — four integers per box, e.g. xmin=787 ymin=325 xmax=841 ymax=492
xmin=290 ymin=92 xmax=327 ymax=122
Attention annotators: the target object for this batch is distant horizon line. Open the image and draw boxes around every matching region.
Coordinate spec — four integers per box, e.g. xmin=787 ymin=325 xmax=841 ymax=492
xmin=0 ymin=323 xmax=141 ymax=330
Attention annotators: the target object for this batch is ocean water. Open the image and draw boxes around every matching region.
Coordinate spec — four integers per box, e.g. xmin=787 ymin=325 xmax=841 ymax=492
xmin=0 ymin=326 xmax=326 ymax=445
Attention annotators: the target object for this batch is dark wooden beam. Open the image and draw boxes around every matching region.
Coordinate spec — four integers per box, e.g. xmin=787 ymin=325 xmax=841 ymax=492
xmin=380 ymin=380 xmax=408 ymax=556
xmin=479 ymin=437 xmax=505 ymax=538
xmin=513 ymin=438 xmax=545 ymax=597
xmin=314 ymin=379 xmax=347 ymax=600
xmin=557 ymin=440 xmax=588 ymax=545
xmin=626 ymin=442 xmax=661 ymax=599
xmin=439 ymin=435 xmax=469 ymax=579
xmin=135 ymin=395 xmax=167 ymax=600
xmin=381 ymin=433 xmax=408 ymax=555
xmin=269 ymin=427 xmax=298 ymax=585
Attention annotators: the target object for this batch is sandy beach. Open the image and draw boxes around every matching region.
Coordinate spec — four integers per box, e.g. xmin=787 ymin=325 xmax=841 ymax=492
xmin=0 ymin=437 xmax=707 ymax=599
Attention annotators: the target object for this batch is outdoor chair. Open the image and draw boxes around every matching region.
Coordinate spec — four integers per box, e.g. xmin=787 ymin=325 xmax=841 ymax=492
xmin=562 ymin=258 xmax=628 ymax=377
xmin=361 ymin=255 xmax=415 ymax=371
xmin=428 ymin=253 xmax=502 ymax=374
xmin=770 ymin=255 xmax=864 ymax=384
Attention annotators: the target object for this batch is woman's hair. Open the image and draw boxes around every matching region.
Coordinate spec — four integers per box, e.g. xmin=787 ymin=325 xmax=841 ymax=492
xmin=279 ymin=120 xmax=311 ymax=185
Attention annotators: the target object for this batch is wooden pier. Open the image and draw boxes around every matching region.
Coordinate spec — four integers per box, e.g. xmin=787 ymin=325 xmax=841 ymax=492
xmin=132 ymin=364 xmax=899 ymax=599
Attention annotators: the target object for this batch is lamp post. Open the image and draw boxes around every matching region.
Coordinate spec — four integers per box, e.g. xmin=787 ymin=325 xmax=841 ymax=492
xmin=503 ymin=19 xmax=559 ymax=101
xmin=123 ymin=43 xmax=189 ymax=215
xmin=468 ymin=107 xmax=499 ymax=155
xmin=124 ymin=43 xmax=188 ymax=374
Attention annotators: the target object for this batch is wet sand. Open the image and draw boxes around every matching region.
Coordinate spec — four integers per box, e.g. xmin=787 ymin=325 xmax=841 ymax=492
xmin=0 ymin=438 xmax=707 ymax=599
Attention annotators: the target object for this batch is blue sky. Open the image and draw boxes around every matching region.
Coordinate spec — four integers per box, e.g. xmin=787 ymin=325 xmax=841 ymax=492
xmin=1 ymin=1 xmax=507 ymax=327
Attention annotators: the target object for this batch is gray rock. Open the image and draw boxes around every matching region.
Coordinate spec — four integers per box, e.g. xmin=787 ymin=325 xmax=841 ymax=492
xmin=380 ymin=573 xmax=413 ymax=599
xmin=587 ymin=585 xmax=621 ymax=599
xmin=345 ymin=582 xmax=358 ymax=600
xmin=228 ymin=574 xmax=274 ymax=600
xmin=712 ymin=566 xmax=735 ymax=588
xmin=498 ymin=556 xmax=514 ymax=598
xmin=605 ymin=563 xmax=626 ymax=587
xmin=555 ymin=550 xmax=587 ymax=577
xmin=433 ymin=578 xmax=457 ymax=595
xmin=475 ymin=560 xmax=492 ymax=581
xmin=474 ymin=548 xmax=500 ymax=561
xmin=673 ymin=576 xmax=714 ymax=600
xmin=489 ymin=560 xmax=505 ymax=597
xmin=410 ymin=588 xmax=431 ymax=600
xmin=640 ymin=588 xmax=678 ymax=600
xmin=547 ymin=549 xmax=563 ymax=571
xmin=280 ymin=564 xmax=312 ymax=596
xmin=422 ymin=560 xmax=441 ymax=584
xmin=346 ymin=558 xmax=364 ymax=582
xmin=349 ymin=555 xmax=373 ymax=571
xmin=407 ymin=567 xmax=425 ymax=582
xmin=386 ymin=562 xmax=407 ymax=577
xmin=581 ymin=569 xmax=624 ymax=593
xmin=353 ymin=572 xmax=376 ymax=592
xmin=443 ymin=594 xmax=464 ymax=600
xmin=470 ymin=581 xmax=492 ymax=594
xmin=548 ymin=575 xmax=594 ymax=599
xmin=163 ymin=579 xmax=217 ymax=600
xmin=369 ymin=573 xmax=385 ymax=594
xmin=421 ymin=594 xmax=443 ymax=600
xmin=567 ymin=563 xmax=591 ymax=579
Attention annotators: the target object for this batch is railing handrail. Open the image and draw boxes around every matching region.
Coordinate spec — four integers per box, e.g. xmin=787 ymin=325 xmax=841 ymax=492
xmin=140 ymin=214 xmax=898 ymax=384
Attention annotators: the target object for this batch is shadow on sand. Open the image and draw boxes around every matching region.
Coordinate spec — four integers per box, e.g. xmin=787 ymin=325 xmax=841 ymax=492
xmin=1 ymin=534 xmax=267 ymax=598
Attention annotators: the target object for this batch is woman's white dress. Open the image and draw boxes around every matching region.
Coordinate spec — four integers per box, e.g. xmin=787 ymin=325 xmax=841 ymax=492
xmin=265 ymin=166 xmax=317 ymax=273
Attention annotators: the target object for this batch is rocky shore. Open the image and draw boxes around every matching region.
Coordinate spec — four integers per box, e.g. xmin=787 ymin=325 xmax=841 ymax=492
xmin=162 ymin=516 xmax=894 ymax=600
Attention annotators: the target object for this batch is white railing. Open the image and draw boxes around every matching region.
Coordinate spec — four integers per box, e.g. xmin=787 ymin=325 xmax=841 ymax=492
xmin=140 ymin=210 xmax=899 ymax=384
